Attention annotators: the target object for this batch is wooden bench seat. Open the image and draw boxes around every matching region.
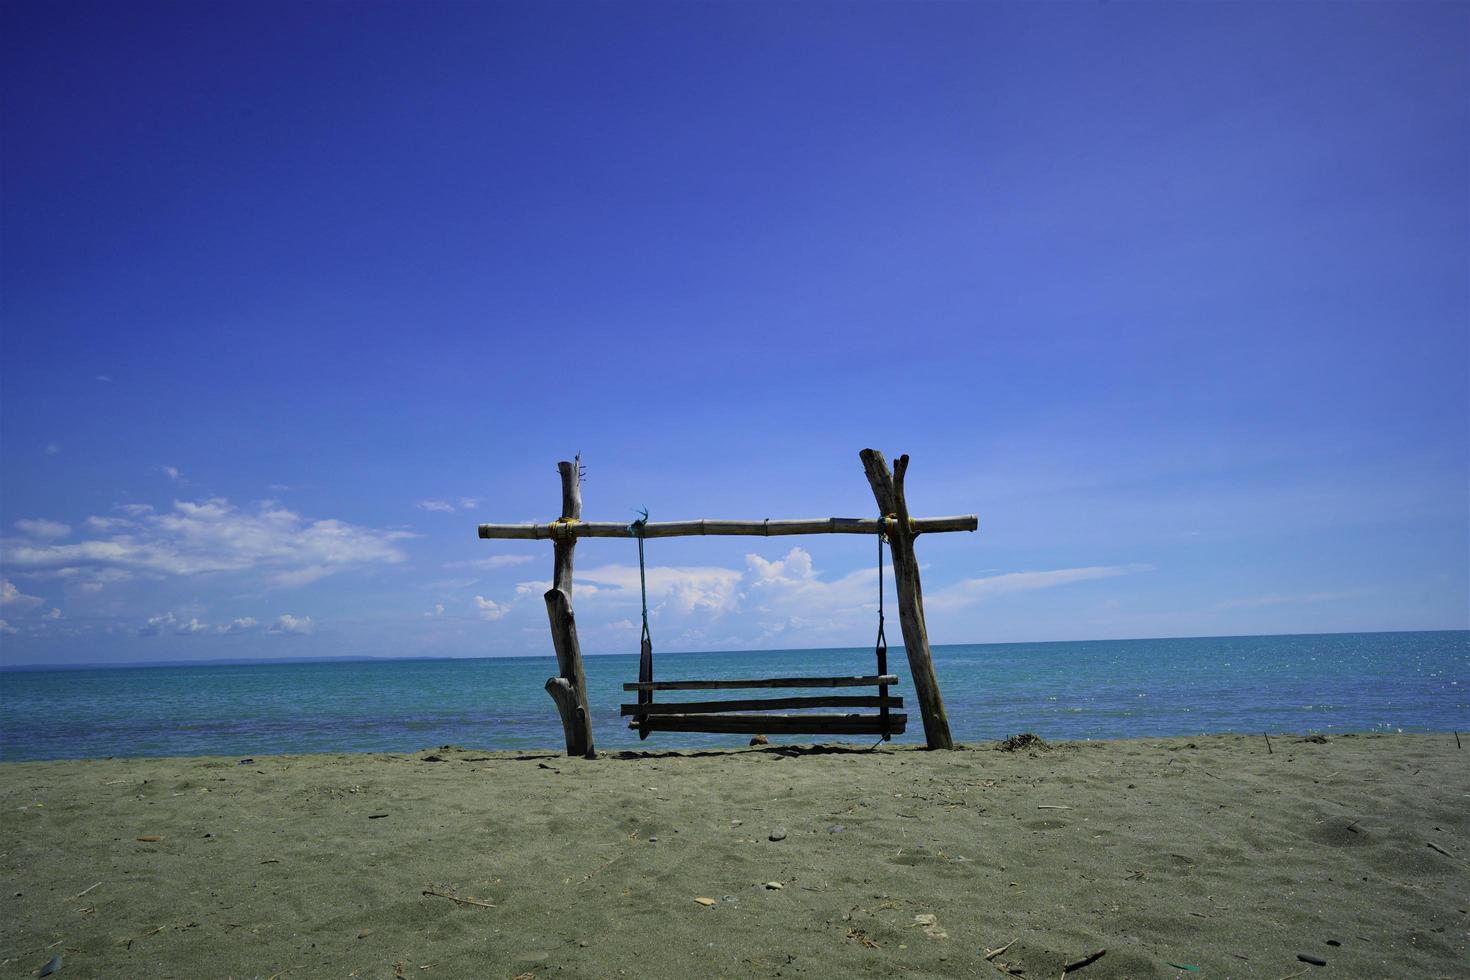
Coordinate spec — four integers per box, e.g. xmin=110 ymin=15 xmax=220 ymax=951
xmin=623 ymin=674 xmax=902 ymax=736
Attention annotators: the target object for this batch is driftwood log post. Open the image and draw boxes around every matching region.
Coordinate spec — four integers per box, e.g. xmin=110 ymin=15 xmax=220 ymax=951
xmin=861 ymin=449 xmax=954 ymax=750
xmin=543 ymin=456 xmax=595 ymax=758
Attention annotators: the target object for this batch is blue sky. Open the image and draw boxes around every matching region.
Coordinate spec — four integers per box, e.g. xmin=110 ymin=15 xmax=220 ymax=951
xmin=1 ymin=1 xmax=1465 ymax=667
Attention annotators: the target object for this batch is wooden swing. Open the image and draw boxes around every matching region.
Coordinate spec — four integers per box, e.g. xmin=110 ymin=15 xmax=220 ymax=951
xmin=620 ymin=508 xmax=905 ymax=739
xmin=477 ymin=449 xmax=977 ymax=757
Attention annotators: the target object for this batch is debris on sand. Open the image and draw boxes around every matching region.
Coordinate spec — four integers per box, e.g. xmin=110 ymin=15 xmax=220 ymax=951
xmin=996 ymin=733 xmax=1048 ymax=752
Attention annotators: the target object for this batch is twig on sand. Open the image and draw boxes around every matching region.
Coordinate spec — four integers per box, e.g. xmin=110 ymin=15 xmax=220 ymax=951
xmin=580 ymin=852 xmax=624 ymax=883
xmin=1037 ymin=805 xmax=1072 ymax=810
xmin=984 ymin=939 xmax=1016 ymax=960
xmin=71 ymin=882 xmax=101 ymax=899
xmin=1276 ymin=970 xmax=1307 ymax=980
xmin=1426 ymin=841 xmax=1456 ymax=859
xmin=117 ymin=925 xmax=165 ymax=949
xmin=1264 ymin=733 xmax=1273 ymax=754
xmin=1061 ymin=948 xmax=1105 ymax=976
xmin=421 ymin=889 xmax=495 ymax=909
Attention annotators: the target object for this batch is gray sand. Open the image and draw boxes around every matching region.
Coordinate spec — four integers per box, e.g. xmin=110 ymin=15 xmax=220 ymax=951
xmin=2 ymin=733 xmax=1466 ymax=978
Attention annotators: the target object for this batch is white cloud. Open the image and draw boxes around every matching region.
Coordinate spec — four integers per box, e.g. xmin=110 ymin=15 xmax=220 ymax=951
xmin=160 ymin=465 xmax=181 ymax=481
xmin=269 ymin=614 xmax=314 ymax=635
xmin=427 ymin=603 xmax=445 ymax=617
xmin=925 ymin=564 xmax=1152 ymax=611
xmin=15 ymin=519 xmax=71 ymax=540
xmin=44 ymin=443 xmax=60 ymax=456
xmin=139 ymin=613 xmax=295 ymax=637
xmin=444 ymin=555 xmax=535 ymax=570
xmin=138 ymin=612 xmax=176 ymax=636
xmin=0 ymin=618 xmax=14 ymax=634
xmin=96 ymin=374 xmax=112 ymax=382
xmin=417 ymin=500 xmax=457 ymax=514
xmin=473 ymin=595 xmax=509 ymax=621
xmin=272 ymin=565 xmax=334 ymax=587
xmin=45 ymin=607 xmax=61 ymax=620
xmin=1 ymin=498 xmax=413 ymax=588
xmin=574 ymin=563 xmax=744 ymax=613
xmin=743 ymin=547 xmax=877 ymax=609
xmin=473 ymin=550 xmax=1153 ymax=651
xmin=459 ymin=498 xmax=479 ymax=510
xmin=1 ymin=579 xmax=44 ymax=609
xmin=84 ymin=515 xmax=137 ymax=532
xmin=217 ymin=617 xmax=259 ymax=634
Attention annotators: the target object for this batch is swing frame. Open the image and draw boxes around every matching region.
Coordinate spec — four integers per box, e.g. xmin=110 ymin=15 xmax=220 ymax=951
xmin=477 ymin=450 xmax=977 ymax=756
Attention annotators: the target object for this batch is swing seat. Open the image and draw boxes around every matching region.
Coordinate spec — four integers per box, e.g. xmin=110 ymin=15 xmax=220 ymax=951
xmin=621 ymin=674 xmax=905 ymax=737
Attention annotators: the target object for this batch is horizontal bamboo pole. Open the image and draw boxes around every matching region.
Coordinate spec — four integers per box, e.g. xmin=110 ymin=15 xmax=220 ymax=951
xmin=479 ymin=515 xmax=977 ymax=540
xmin=633 ymin=713 xmax=908 ymax=735
xmin=620 ymin=695 xmax=904 ymax=716
xmin=624 ymin=674 xmax=898 ymax=692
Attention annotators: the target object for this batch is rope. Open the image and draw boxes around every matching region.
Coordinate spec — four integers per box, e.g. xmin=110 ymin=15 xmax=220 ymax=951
xmin=875 ymin=518 xmax=891 ymax=742
xmin=628 ymin=508 xmax=651 ymax=650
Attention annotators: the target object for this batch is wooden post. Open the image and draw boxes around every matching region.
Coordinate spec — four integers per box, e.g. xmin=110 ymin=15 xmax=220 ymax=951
xmin=543 ymin=455 xmax=595 ymax=758
xmin=860 ymin=449 xmax=954 ymax=750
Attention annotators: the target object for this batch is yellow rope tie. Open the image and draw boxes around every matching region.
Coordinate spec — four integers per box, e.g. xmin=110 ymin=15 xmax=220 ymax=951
xmin=548 ymin=517 xmax=581 ymax=540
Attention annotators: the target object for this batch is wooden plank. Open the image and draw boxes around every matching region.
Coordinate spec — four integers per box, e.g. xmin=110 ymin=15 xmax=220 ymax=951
xmin=862 ymin=449 xmax=953 ymax=750
xmin=634 ymin=713 xmax=907 ymax=735
xmin=636 ymin=632 xmax=653 ymax=741
xmin=620 ymin=695 xmax=904 ymax=716
xmin=478 ymin=515 xmax=977 ymax=540
xmin=624 ymin=674 xmax=899 ymax=692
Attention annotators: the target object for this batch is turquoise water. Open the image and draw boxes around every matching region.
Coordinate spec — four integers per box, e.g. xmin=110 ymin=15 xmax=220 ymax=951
xmin=1 ymin=631 xmax=1466 ymax=762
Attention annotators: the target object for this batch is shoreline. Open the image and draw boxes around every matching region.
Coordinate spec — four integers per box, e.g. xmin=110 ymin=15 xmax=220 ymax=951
xmin=3 ymin=733 xmax=1465 ymax=978
xmin=2 ymin=727 xmax=1466 ymax=767
xmin=2 ymin=727 xmax=1463 ymax=767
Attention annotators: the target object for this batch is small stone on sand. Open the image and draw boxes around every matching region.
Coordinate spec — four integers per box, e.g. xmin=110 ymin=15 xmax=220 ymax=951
xmin=769 ymin=828 xmax=787 ymax=841
xmin=694 ymin=896 xmax=717 ymax=906
xmin=765 ymin=881 xmax=783 ymax=890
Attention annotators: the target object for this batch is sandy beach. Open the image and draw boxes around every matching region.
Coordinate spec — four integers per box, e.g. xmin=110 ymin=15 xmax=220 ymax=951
xmin=2 ymin=733 xmax=1465 ymax=979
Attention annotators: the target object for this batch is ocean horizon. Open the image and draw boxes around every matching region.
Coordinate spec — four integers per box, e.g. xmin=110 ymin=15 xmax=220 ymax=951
xmin=2 ymin=629 xmax=1465 ymax=762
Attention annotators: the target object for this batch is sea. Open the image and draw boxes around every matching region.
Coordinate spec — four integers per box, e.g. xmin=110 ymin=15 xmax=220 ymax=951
xmin=1 ymin=630 xmax=1466 ymax=763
